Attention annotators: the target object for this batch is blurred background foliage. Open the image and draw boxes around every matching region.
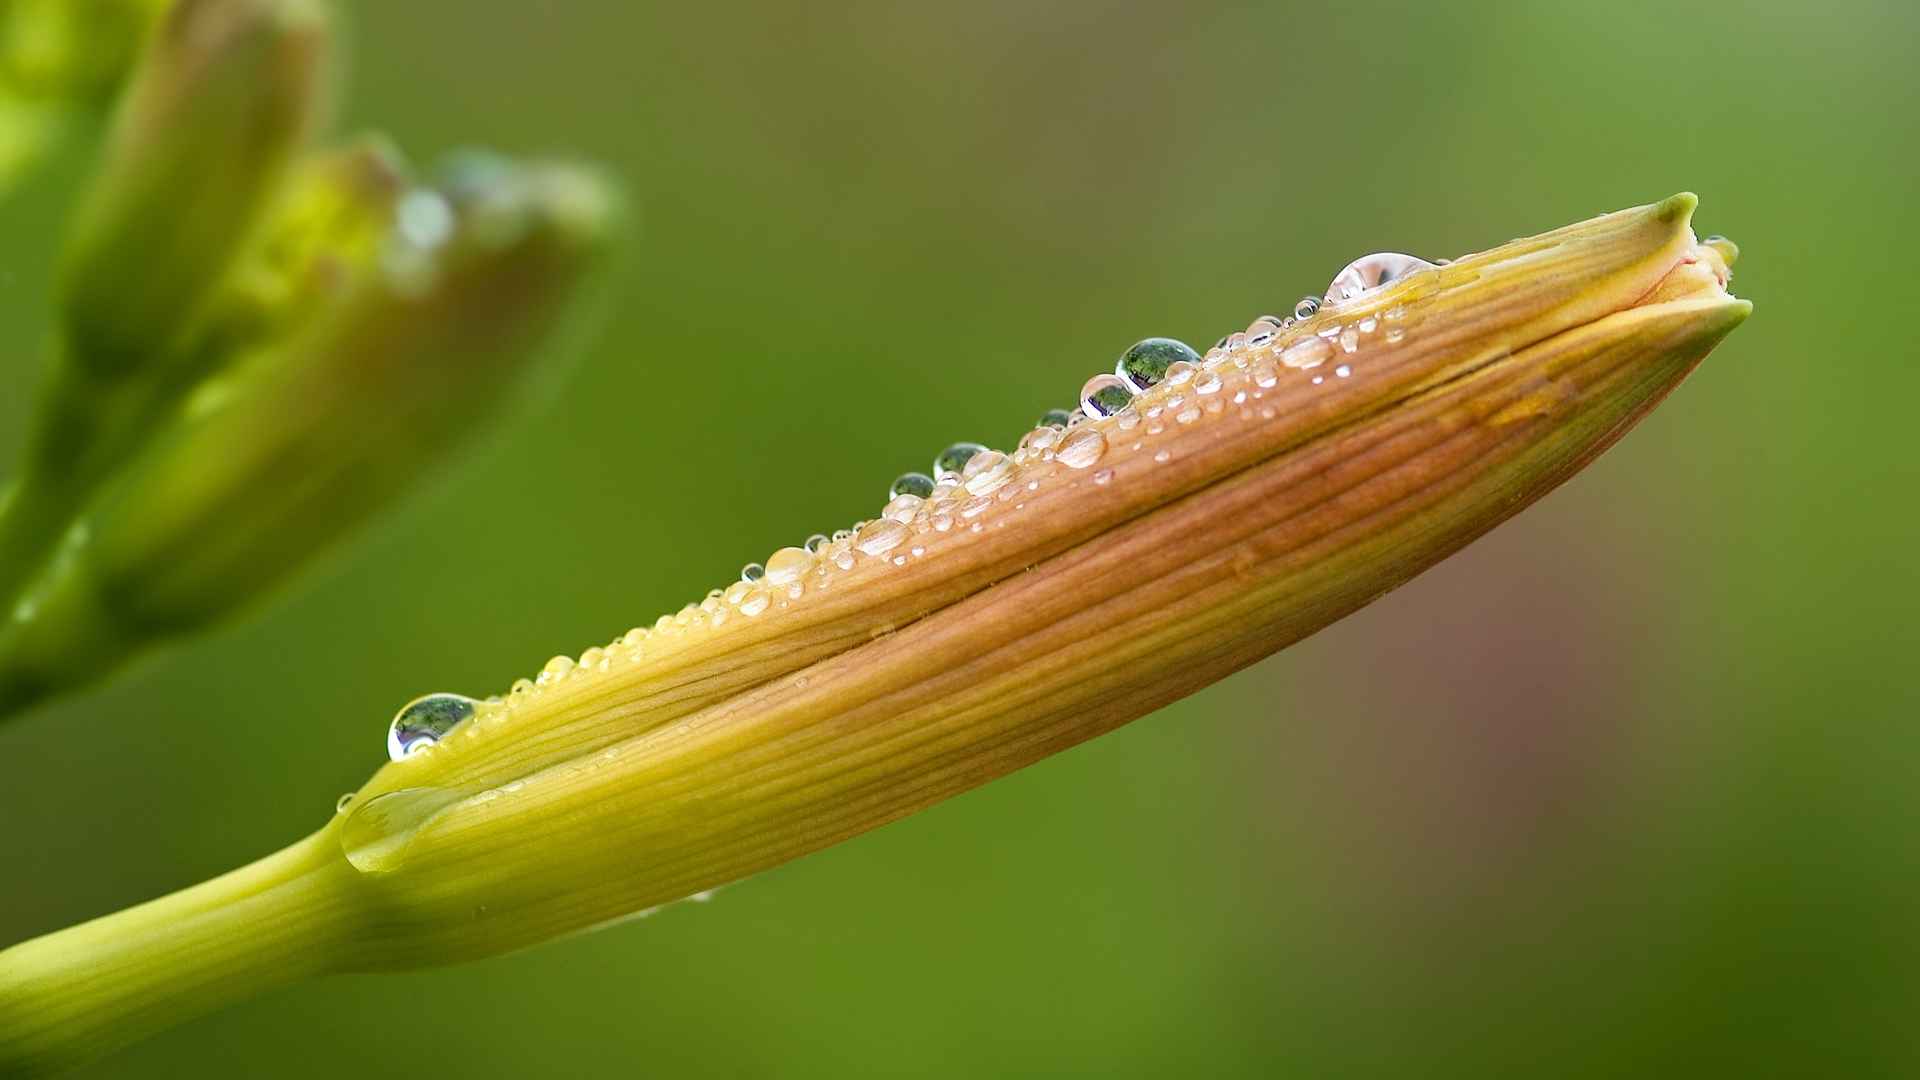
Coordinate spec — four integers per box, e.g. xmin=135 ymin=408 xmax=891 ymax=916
xmin=2 ymin=0 xmax=1915 ymax=1075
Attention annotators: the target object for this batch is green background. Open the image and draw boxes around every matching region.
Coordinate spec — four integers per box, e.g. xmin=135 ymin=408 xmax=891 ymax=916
xmin=5 ymin=0 xmax=1917 ymax=1075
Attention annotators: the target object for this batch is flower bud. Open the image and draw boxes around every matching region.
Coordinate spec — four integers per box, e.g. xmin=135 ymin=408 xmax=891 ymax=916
xmin=0 ymin=159 xmax=620 ymax=713
xmin=57 ymin=0 xmax=329 ymax=369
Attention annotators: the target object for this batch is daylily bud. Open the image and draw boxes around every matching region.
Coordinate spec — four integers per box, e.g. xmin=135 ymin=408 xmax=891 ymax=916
xmin=0 ymin=0 xmax=168 ymax=198
xmin=0 ymin=0 xmax=168 ymax=107
xmin=58 ymin=0 xmax=328 ymax=370
xmin=0 ymin=195 xmax=1747 ymax=1073
xmin=0 ymin=0 xmax=330 ymax=613
xmin=0 ymin=159 xmax=619 ymax=713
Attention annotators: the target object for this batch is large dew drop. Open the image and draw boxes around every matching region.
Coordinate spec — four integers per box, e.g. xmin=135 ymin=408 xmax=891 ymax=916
xmin=764 ymin=546 xmax=814 ymax=585
xmin=1115 ymin=338 xmax=1200 ymax=392
xmin=385 ymin=693 xmax=478 ymax=761
xmin=1322 ymin=252 xmax=1437 ymax=305
xmin=934 ymin=442 xmax=987 ymax=480
xmin=889 ymin=472 xmax=935 ymax=499
xmin=1055 ymin=427 xmax=1107 ymax=469
xmin=1079 ymin=373 xmax=1135 ymax=417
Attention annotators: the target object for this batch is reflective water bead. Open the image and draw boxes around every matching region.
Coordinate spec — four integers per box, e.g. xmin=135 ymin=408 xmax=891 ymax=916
xmin=1036 ymin=408 xmax=1074 ymax=430
xmin=1055 ymin=427 xmax=1107 ymax=469
xmin=1164 ymin=360 xmax=1196 ymax=387
xmin=962 ymin=451 xmax=1015 ymax=495
xmin=855 ymin=518 xmax=909 ymax=555
xmin=1115 ymin=338 xmax=1200 ymax=393
xmin=1323 ymin=252 xmax=1436 ymax=305
xmin=1193 ymin=370 xmax=1223 ymax=395
xmin=1079 ymin=373 xmax=1135 ymax=417
xmin=1335 ymin=364 xmax=1352 ymax=378
xmin=1293 ymin=296 xmax=1321 ymax=320
xmin=386 ymin=693 xmax=478 ymax=761
xmin=804 ymin=533 xmax=830 ymax=554
xmin=1281 ymin=337 xmax=1333 ymax=369
xmin=933 ymin=442 xmax=987 ymax=480
xmin=889 ymin=472 xmax=935 ymax=499
xmin=739 ymin=588 xmax=771 ymax=617
xmin=740 ymin=562 xmax=766 ymax=583
xmin=764 ymin=546 xmax=814 ymax=585
xmin=1018 ymin=426 xmax=1061 ymax=454
xmin=882 ymin=493 xmax=924 ymax=523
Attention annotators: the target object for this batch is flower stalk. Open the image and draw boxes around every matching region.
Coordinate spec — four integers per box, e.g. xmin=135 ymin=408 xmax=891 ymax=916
xmin=0 ymin=195 xmax=1748 ymax=1074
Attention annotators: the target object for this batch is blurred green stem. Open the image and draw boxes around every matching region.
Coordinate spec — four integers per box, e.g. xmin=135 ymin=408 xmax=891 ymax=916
xmin=0 ymin=832 xmax=364 ymax=1077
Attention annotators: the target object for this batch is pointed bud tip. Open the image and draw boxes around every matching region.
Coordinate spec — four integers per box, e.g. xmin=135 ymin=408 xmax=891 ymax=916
xmin=1655 ymin=191 xmax=1698 ymax=225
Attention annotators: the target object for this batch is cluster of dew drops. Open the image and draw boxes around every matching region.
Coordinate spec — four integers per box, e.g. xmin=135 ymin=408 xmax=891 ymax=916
xmin=376 ymin=251 xmax=1438 ymax=765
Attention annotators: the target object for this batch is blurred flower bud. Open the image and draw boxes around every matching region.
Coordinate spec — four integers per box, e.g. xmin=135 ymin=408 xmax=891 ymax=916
xmin=58 ymin=0 xmax=328 ymax=371
xmin=0 ymin=159 xmax=620 ymax=713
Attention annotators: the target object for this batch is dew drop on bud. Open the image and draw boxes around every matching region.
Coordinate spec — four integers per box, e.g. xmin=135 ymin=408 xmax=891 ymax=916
xmin=1035 ymin=408 xmax=1074 ymax=430
xmin=763 ymin=546 xmax=814 ymax=585
xmin=1079 ymin=373 xmax=1135 ymax=417
xmin=1322 ymin=252 xmax=1437 ymax=305
xmin=804 ymin=533 xmax=830 ymax=553
xmin=386 ymin=693 xmax=478 ymax=761
xmin=933 ymin=442 xmax=987 ymax=480
xmin=1055 ymin=427 xmax=1107 ymax=469
xmin=740 ymin=562 xmax=766 ymax=583
xmin=1293 ymin=296 xmax=1321 ymax=320
xmin=855 ymin=518 xmax=909 ymax=556
xmin=1115 ymin=338 xmax=1200 ymax=393
xmin=1281 ymin=336 xmax=1333 ymax=369
xmin=882 ymin=493 xmax=924 ymax=523
xmin=889 ymin=472 xmax=935 ymax=499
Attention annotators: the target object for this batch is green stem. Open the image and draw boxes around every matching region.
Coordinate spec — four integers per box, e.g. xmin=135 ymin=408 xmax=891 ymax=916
xmin=0 ymin=832 xmax=368 ymax=1077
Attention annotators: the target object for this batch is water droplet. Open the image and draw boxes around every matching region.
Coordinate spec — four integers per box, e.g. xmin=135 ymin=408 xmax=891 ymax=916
xmin=934 ymin=442 xmax=987 ymax=480
xmin=1193 ymin=370 xmax=1222 ymax=395
xmin=738 ymin=588 xmax=771 ymax=616
xmin=1056 ymin=427 xmax=1107 ymax=469
xmin=962 ymin=451 xmax=1015 ymax=495
xmin=883 ymin=493 xmax=924 ymax=523
xmin=1340 ymin=328 xmax=1359 ymax=353
xmin=1153 ymin=449 xmax=1172 ymax=463
xmin=889 ymin=472 xmax=935 ymax=499
xmin=804 ymin=533 xmax=829 ymax=554
xmin=386 ymin=693 xmax=478 ymax=761
xmin=396 ymin=189 xmax=456 ymax=250
xmin=1335 ymin=364 xmax=1352 ymax=378
xmin=1281 ymin=337 xmax=1332 ymax=369
xmin=1293 ymin=296 xmax=1321 ymax=320
xmin=336 ymin=793 xmax=356 ymax=814
xmin=764 ymin=546 xmax=814 ymax=585
xmin=855 ymin=518 xmax=909 ymax=555
xmin=1092 ymin=468 xmax=1114 ymax=485
xmin=1164 ymin=360 xmax=1196 ymax=386
xmin=1385 ymin=327 xmax=1406 ymax=343
xmin=740 ymin=562 xmax=765 ymax=583
xmin=541 ymin=655 xmax=575 ymax=683
xmin=1115 ymin=338 xmax=1200 ymax=392
xmin=1036 ymin=408 xmax=1074 ymax=430
xmin=1079 ymin=373 xmax=1135 ymax=417
xmin=1323 ymin=252 xmax=1436 ymax=306
xmin=1251 ymin=359 xmax=1278 ymax=388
